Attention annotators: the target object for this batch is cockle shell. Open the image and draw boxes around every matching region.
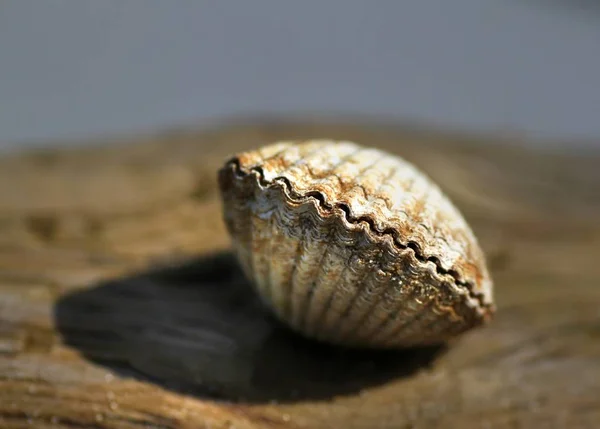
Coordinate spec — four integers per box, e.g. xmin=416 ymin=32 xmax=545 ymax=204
xmin=217 ymin=140 xmax=494 ymax=348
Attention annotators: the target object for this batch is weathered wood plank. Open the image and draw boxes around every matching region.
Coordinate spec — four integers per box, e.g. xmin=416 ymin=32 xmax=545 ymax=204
xmin=1 ymin=120 xmax=599 ymax=428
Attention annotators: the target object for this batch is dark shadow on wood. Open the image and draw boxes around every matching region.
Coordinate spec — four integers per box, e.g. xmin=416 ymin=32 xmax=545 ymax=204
xmin=54 ymin=251 xmax=446 ymax=403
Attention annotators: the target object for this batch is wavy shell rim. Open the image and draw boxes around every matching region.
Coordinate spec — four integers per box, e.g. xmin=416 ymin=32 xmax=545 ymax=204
xmin=220 ymin=157 xmax=496 ymax=320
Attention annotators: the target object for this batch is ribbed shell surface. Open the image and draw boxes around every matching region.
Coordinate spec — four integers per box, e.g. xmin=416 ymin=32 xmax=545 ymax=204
xmin=217 ymin=140 xmax=494 ymax=348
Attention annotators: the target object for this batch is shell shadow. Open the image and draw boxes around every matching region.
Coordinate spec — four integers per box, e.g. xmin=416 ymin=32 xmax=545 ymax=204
xmin=54 ymin=251 xmax=447 ymax=403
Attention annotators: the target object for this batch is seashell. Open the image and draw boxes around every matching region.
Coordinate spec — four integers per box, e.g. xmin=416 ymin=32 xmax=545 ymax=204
xmin=217 ymin=139 xmax=494 ymax=348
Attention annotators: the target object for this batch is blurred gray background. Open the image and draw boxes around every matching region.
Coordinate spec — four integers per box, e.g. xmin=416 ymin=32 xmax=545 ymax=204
xmin=1 ymin=1 xmax=599 ymax=152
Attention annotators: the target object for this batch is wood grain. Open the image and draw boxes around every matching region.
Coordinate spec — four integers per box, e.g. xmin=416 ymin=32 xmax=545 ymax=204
xmin=0 ymin=119 xmax=599 ymax=428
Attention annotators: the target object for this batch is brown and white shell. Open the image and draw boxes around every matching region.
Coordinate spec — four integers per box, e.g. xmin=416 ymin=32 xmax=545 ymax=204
xmin=217 ymin=140 xmax=494 ymax=348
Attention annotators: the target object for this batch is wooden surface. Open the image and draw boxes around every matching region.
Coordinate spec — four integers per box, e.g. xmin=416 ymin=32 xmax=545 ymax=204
xmin=0 ymin=120 xmax=599 ymax=428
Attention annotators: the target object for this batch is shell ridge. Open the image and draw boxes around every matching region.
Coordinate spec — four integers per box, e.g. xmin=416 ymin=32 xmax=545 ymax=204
xmin=237 ymin=180 xmax=257 ymax=282
xmin=282 ymin=141 xmax=354 ymax=174
xmin=281 ymin=223 xmax=309 ymax=319
xmin=386 ymin=298 xmax=474 ymax=346
xmin=326 ymin=165 xmax=404 ymax=337
xmin=334 ymin=259 xmax=386 ymax=342
xmin=352 ymin=269 xmax=431 ymax=342
xmin=295 ymin=146 xmax=367 ymax=332
xmin=388 ymin=172 xmax=418 ymax=221
xmin=304 ymin=151 xmax=390 ymax=333
xmin=364 ymin=265 xmax=446 ymax=343
xmin=388 ymin=300 xmax=471 ymax=346
xmin=257 ymin=142 xmax=293 ymax=163
xmin=375 ymin=294 xmax=441 ymax=346
xmin=262 ymin=200 xmax=278 ymax=304
xmin=320 ymin=243 xmax=365 ymax=336
xmin=266 ymin=200 xmax=298 ymax=319
xmin=296 ymin=213 xmax=338 ymax=331
xmin=246 ymin=207 xmax=272 ymax=305
xmin=338 ymin=247 xmax=422 ymax=343
xmin=224 ymin=158 xmax=493 ymax=315
xmin=328 ymin=226 xmax=385 ymax=340
xmin=260 ymin=140 xmax=335 ymax=311
xmin=288 ymin=205 xmax=333 ymax=328
xmin=278 ymin=142 xmax=331 ymax=170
